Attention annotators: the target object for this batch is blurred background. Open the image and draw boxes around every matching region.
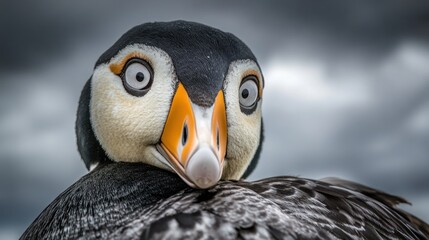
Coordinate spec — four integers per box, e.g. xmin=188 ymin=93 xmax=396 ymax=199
xmin=1 ymin=0 xmax=428 ymax=238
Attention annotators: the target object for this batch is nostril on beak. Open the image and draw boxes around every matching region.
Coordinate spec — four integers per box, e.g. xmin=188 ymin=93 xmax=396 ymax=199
xmin=216 ymin=126 xmax=220 ymax=150
xmin=182 ymin=123 xmax=188 ymax=146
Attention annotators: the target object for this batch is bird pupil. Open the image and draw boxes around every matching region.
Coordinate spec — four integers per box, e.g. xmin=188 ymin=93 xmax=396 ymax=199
xmin=242 ymin=89 xmax=249 ymax=99
xmin=136 ymin=72 xmax=145 ymax=82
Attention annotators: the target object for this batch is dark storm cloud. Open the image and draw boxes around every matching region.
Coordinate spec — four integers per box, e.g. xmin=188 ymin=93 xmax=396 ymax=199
xmin=1 ymin=1 xmax=429 ymax=238
xmin=1 ymin=1 xmax=89 ymax=72
xmin=0 ymin=0 xmax=202 ymax=73
xmin=2 ymin=0 xmax=429 ymax=74
xmin=196 ymin=0 xmax=429 ymax=60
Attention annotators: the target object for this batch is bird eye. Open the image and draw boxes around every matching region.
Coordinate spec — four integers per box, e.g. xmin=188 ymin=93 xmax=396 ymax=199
xmin=239 ymin=76 xmax=259 ymax=112
xmin=121 ymin=58 xmax=153 ymax=96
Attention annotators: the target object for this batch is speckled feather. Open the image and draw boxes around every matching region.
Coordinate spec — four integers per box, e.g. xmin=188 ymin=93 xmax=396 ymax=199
xmin=21 ymin=163 xmax=429 ymax=240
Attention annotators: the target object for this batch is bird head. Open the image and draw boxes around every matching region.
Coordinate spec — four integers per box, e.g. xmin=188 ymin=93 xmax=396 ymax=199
xmin=76 ymin=21 xmax=264 ymax=189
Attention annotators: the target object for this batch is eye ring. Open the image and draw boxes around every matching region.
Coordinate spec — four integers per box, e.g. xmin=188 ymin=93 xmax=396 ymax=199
xmin=120 ymin=58 xmax=154 ymax=97
xmin=239 ymin=75 xmax=260 ymax=115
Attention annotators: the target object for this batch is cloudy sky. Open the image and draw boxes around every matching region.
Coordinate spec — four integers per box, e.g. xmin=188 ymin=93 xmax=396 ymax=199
xmin=1 ymin=1 xmax=428 ymax=238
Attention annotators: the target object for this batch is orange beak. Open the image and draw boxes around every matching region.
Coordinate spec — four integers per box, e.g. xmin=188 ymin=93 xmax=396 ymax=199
xmin=157 ymin=83 xmax=227 ymax=189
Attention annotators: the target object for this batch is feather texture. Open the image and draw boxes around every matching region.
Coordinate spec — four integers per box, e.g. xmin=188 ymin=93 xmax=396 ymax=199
xmin=21 ymin=163 xmax=429 ymax=239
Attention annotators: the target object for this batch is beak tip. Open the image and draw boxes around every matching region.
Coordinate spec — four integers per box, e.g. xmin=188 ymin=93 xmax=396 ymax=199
xmin=185 ymin=147 xmax=222 ymax=189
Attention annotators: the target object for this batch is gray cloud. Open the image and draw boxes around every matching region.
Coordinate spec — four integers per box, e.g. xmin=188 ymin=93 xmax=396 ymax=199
xmin=251 ymin=40 xmax=429 ymax=220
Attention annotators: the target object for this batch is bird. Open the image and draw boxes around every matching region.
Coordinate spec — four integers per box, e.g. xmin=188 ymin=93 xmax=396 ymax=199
xmin=21 ymin=20 xmax=429 ymax=239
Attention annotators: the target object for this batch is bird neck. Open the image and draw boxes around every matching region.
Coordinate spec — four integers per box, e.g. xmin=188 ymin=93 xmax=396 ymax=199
xmin=21 ymin=162 xmax=190 ymax=239
xmin=87 ymin=162 xmax=190 ymax=206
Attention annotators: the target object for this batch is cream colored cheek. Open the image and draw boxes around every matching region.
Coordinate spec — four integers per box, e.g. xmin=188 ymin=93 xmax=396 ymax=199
xmin=91 ymin=74 xmax=166 ymax=162
xmin=223 ymin=105 xmax=261 ymax=179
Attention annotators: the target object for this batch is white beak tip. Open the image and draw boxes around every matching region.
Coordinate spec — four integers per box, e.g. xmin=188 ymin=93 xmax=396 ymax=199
xmin=186 ymin=147 xmax=221 ymax=189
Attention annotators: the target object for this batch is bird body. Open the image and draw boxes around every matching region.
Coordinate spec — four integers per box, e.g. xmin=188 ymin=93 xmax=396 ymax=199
xmin=22 ymin=163 xmax=428 ymax=239
xmin=21 ymin=21 xmax=429 ymax=239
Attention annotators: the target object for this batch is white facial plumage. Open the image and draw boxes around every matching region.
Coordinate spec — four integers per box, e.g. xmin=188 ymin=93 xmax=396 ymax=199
xmin=90 ymin=44 xmax=263 ymax=180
